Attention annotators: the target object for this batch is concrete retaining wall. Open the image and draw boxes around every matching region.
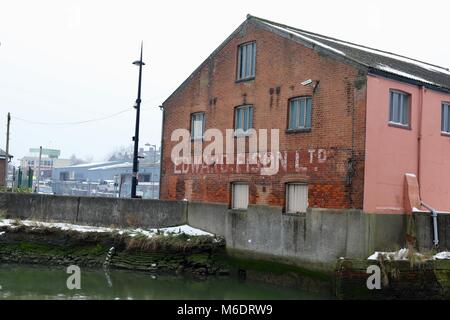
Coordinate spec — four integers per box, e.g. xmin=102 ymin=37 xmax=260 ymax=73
xmin=1 ymin=192 xmax=445 ymax=271
xmin=188 ymin=202 xmax=407 ymax=270
xmin=0 ymin=192 xmax=187 ymax=229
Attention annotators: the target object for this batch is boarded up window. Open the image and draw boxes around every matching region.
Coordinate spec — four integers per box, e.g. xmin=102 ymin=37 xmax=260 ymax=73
xmin=232 ymin=183 xmax=249 ymax=210
xmin=286 ymin=183 xmax=308 ymax=213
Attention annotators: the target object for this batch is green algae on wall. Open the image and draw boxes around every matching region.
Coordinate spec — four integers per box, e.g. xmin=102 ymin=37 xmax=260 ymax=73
xmin=335 ymin=258 xmax=450 ymax=300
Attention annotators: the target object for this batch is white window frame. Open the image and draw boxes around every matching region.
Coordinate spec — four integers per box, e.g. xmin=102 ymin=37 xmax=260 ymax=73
xmin=231 ymin=182 xmax=249 ymax=210
xmin=235 ymin=105 xmax=254 ymax=135
xmin=389 ymin=90 xmax=410 ymax=127
xmin=190 ymin=112 xmax=205 ymax=140
xmin=288 ymin=97 xmax=312 ymax=130
xmin=286 ymin=183 xmax=308 ymax=214
xmin=442 ymin=103 xmax=450 ymax=134
xmin=237 ymin=42 xmax=256 ymax=81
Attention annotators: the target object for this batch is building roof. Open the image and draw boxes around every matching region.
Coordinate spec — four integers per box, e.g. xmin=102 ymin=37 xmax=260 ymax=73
xmin=163 ymin=15 xmax=450 ymax=104
xmin=0 ymin=148 xmax=12 ymax=160
xmin=251 ymin=15 xmax=450 ymax=91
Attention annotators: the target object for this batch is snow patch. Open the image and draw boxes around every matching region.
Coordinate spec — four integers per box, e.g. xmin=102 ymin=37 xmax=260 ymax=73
xmin=377 ymin=64 xmax=436 ymax=85
xmin=0 ymin=219 xmax=214 ymax=238
xmin=433 ymin=252 xmax=450 ymax=260
xmin=160 ymin=225 xmax=213 ymax=236
xmin=367 ymin=248 xmax=423 ymax=261
xmin=258 ymin=20 xmax=450 ymax=80
xmin=264 ymin=22 xmax=346 ymax=56
xmin=368 ymin=248 xmax=450 ymax=261
xmin=283 ymin=26 xmax=450 ymax=76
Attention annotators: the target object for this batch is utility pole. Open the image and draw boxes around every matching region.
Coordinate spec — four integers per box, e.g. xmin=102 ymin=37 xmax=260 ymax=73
xmin=4 ymin=112 xmax=10 ymax=189
xmin=131 ymin=42 xmax=145 ymax=198
xmin=36 ymin=146 xmax=42 ymax=193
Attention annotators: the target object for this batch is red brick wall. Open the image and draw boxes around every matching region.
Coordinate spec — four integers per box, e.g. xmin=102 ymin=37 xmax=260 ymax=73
xmin=160 ymin=21 xmax=367 ymax=209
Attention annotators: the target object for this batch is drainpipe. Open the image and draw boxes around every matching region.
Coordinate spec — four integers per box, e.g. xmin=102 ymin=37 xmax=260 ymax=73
xmin=421 ymin=201 xmax=439 ymax=247
xmin=417 ymin=87 xmax=438 ymax=248
xmin=158 ymin=104 xmax=165 ymax=200
xmin=417 ymin=86 xmax=424 ymax=185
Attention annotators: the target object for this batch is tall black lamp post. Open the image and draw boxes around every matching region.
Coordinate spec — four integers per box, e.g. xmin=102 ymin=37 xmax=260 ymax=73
xmin=131 ymin=42 xmax=145 ymax=198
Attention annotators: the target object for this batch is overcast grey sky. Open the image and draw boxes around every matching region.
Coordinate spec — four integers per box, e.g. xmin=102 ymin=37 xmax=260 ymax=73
xmin=1 ymin=0 xmax=449 ymax=163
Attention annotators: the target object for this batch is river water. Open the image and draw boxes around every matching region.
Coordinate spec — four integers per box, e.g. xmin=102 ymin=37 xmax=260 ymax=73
xmin=0 ymin=264 xmax=331 ymax=300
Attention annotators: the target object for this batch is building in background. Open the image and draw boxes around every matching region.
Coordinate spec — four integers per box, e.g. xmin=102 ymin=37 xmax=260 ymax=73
xmin=52 ymin=145 xmax=160 ymax=198
xmin=0 ymin=148 xmax=13 ymax=187
xmin=19 ymin=148 xmax=71 ymax=181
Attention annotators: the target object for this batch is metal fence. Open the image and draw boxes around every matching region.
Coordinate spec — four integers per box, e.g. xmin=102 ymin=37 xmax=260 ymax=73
xmin=51 ymin=180 xmax=159 ymax=199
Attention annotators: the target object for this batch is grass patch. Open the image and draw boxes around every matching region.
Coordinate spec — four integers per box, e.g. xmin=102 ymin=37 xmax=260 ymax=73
xmin=123 ymin=234 xmax=220 ymax=253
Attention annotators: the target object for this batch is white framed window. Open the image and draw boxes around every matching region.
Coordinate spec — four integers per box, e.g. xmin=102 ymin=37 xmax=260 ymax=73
xmin=191 ymin=112 xmax=204 ymax=139
xmin=235 ymin=105 xmax=254 ymax=134
xmin=232 ymin=182 xmax=249 ymax=210
xmin=288 ymin=97 xmax=312 ymax=130
xmin=237 ymin=42 xmax=256 ymax=81
xmin=286 ymin=183 xmax=308 ymax=213
xmin=442 ymin=103 xmax=450 ymax=134
xmin=389 ymin=90 xmax=410 ymax=126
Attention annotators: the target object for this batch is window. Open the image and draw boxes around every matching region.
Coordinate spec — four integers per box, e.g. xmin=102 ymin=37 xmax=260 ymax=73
xmin=237 ymin=42 xmax=256 ymax=81
xmin=286 ymin=183 xmax=308 ymax=213
xmin=389 ymin=90 xmax=410 ymax=126
xmin=442 ymin=103 xmax=450 ymax=134
xmin=191 ymin=112 xmax=204 ymax=139
xmin=60 ymin=172 xmax=69 ymax=181
xmin=140 ymin=174 xmax=151 ymax=182
xmin=288 ymin=97 xmax=312 ymax=130
xmin=235 ymin=105 xmax=254 ymax=134
xmin=232 ymin=183 xmax=249 ymax=210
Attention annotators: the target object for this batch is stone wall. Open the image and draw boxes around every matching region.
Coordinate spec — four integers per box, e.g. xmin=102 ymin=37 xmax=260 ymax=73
xmin=335 ymin=258 xmax=450 ymax=300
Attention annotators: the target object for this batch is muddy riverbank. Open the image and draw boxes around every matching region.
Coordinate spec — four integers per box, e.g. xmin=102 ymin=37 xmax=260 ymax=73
xmin=0 ymin=219 xmax=228 ymax=277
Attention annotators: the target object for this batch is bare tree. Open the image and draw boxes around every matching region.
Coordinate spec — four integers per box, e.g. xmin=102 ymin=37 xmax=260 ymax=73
xmin=70 ymin=154 xmax=86 ymax=165
xmin=106 ymin=145 xmax=134 ymax=161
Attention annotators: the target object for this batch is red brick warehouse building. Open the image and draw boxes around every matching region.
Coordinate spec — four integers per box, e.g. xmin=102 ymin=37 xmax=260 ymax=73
xmin=160 ymin=15 xmax=450 ymax=215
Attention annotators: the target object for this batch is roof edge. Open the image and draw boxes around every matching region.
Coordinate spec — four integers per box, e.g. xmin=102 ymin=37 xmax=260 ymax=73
xmin=247 ymin=15 xmax=450 ymax=72
xmin=162 ymin=17 xmax=252 ymax=106
xmin=368 ymin=68 xmax=450 ymax=94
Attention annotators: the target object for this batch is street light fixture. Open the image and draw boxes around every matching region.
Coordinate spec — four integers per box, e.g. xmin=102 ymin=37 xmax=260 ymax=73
xmin=131 ymin=42 xmax=145 ymax=199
